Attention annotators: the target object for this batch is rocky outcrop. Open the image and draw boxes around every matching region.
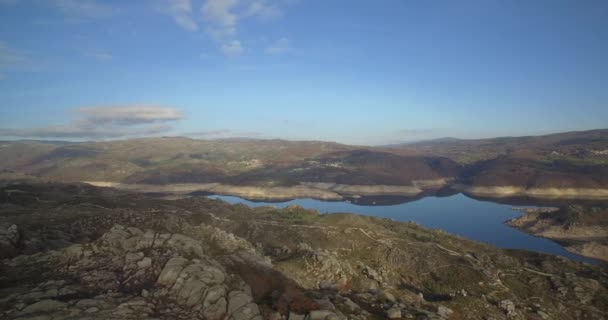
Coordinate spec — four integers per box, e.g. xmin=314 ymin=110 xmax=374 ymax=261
xmin=2 ymin=183 xmax=608 ymax=320
xmin=0 ymin=223 xmax=19 ymax=258
xmin=0 ymin=225 xmax=261 ymax=320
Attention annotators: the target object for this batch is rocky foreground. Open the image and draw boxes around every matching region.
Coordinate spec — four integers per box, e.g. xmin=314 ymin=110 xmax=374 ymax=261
xmin=1 ymin=183 xmax=608 ymax=320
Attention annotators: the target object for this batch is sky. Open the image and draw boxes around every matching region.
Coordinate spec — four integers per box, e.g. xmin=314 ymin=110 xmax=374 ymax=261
xmin=0 ymin=0 xmax=607 ymax=145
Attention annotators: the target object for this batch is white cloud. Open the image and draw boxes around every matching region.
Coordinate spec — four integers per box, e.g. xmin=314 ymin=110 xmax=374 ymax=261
xmin=162 ymin=0 xmax=198 ymax=31
xmin=221 ymin=40 xmax=243 ymax=55
xmin=244 ymin=0 xmax=281 ymax=19
xmin=78 ymin=105 xmax=183 ymax=124
xmin=264 ymin=37 xmax=290 ymax=54
xmin=200 ymin=0 xmax=288 ymax=55
xmin=157 ymin=0 xmax=291 ymax=55
xmin=202 ymin=0 xmax=239 ymax=40
xmin=0 ymin=105 xmax=184 ymax=139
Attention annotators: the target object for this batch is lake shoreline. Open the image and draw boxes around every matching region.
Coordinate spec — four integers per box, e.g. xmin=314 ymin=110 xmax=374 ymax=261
xmin=204 ymin=194 xmax=600 ymax=264
xmin=83 ymin=180 xmax=608 ymax=202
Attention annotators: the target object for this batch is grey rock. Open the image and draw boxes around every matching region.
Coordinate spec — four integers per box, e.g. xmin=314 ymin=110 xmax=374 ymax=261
xmin=133 ymin=230 xmax=155 ymax=250
xmin=289 ymin=312 xmax=306 ymax=320
xmin=178 ymin=279 xmax=207 ymax=307
xmin=125 ymin=251 xmax=144 ymax=264
xmin=75 ymin=299 xmax=105 ymax=308
xmin=100 ymin=225 xmax=131 ymax=249
xmin=0 ymin=224 xmax=19 ymax=245
xmin=228 ymin=290 xmax=254 ymax=314
xmin=306 ymin=310 xmax=337 ymax=320
xmin=165 ymin=233 xmax=204 ymax=258
xmin=386 ymin=307 xmax=401 ymax=319
xmin=137 ymin=257 xmax=152 ymax=269
xmin=315 ymin=298 xmax=336 ymax=311
xmin=537 ymin=310 xmax=550 ymax=319
xmin=437 ymin=306 xmax=453 ymax=319
xmin=297 ymin=242 xmax=312 ymax=252
xmin=379 ymin=291 xmax=396 ymax=303
xmin=203 ymin=285 xmax=228 ymax=320
xmin=225 ymin=290 xmax=260 ymax=320
xmin=268 ymin=311 xmax=283 ymax=320
xmin=64 ymin=244 xmax=84 ymax=259
xmin=319 ymin=281 xmax=340 ymax=291
xmin=85 ymin=306 xmax=100 ymax=313
xmin=343 ymin=298 xmax=360 ymax=313
xmin=0 ymin=224 xmax=19 ymax=257
xmin=21 ymin=299 xmax=67 ymax=314
xmin=231 ymin=302 xmax=261 ymax=320
xmin=157 ymin=256 xmax=189 ymax=287
xmin=13 ymin=316 xmax=52 ymax=320
xmin=499 ymin=300 xmax=516 ymax=317
xmin=362 ymin=266 xmax=381 ymax=282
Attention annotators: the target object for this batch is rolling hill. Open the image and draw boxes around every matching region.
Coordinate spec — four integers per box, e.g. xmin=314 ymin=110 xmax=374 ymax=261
xmin=1 ymin=129 xmax=608 ymax=200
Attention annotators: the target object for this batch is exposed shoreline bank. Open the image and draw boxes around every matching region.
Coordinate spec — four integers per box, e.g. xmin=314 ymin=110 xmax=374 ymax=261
xmin=453 ymin=184 xmax=608 ymax=200
xmin=83 ymin=180 xmax=608 ymax=202
xmin=82 ymin=179 xmax=452 ymax=201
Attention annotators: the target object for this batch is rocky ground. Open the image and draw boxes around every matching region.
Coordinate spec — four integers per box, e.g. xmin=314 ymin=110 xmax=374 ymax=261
xmin=508 ymin=206 xmax=608 ymax=263
xmin=1 ymin=182 xmax=608 ymax=319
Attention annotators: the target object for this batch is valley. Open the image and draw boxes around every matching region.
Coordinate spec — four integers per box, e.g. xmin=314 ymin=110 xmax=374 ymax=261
xmin=1 ymin=129 xmax=608 ymax=319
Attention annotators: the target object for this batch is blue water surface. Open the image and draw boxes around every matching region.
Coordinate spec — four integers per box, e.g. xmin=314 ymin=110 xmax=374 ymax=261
xmin=208 ymin=193 xmax=599 ymax=263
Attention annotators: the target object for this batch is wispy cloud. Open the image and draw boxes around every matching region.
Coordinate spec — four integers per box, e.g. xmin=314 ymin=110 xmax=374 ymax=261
xmin=201 ymin=0 xmax=287 ymax=55
xmin=161 ymin=0 xmax=199 ymax=31
xmin=78 ymin=106 xmax=183 ymax=125
xmin=221 ymin=40 xmax=243 ymax=55
xmin=244 ymin=0 xmax=281 ymax=19
xmin=160 ymin=0 xmax=290 ymax=55
xmin=0 ymin=105 xmax=184 ymax=139
xmin=265 ymin=37 xmax=290 ymax=54
xmin=202 ymin=0 xmax=239 ymax=40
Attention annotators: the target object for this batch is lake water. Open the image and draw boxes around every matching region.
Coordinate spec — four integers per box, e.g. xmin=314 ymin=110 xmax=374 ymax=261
xmin=207 ymin=193 xmax=599 ymax=263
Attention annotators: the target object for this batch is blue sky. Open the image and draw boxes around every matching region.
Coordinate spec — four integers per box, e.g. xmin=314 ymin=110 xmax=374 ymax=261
xmin=0 ymin=0 xmax=607 ymax=145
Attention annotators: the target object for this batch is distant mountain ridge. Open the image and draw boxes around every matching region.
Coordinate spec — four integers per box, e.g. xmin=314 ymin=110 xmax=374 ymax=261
xmin=1 ymin=129 xmax=607 ymax=200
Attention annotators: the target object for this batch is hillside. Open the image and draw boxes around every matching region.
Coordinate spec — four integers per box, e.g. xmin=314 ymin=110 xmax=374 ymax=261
xmin=0 ymin=138 xmax=460 ymax=200
xmin=390 ymin=129 xmax=608 ymax=165
xmin=1 ymin=129 xmax=608 ymax=200
xmin=1 ymin=182 xmax=607 ymax=319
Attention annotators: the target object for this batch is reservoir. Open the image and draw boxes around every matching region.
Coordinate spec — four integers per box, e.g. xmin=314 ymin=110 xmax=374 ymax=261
xmin=208 ymin=193 xmax=600 ymax=263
